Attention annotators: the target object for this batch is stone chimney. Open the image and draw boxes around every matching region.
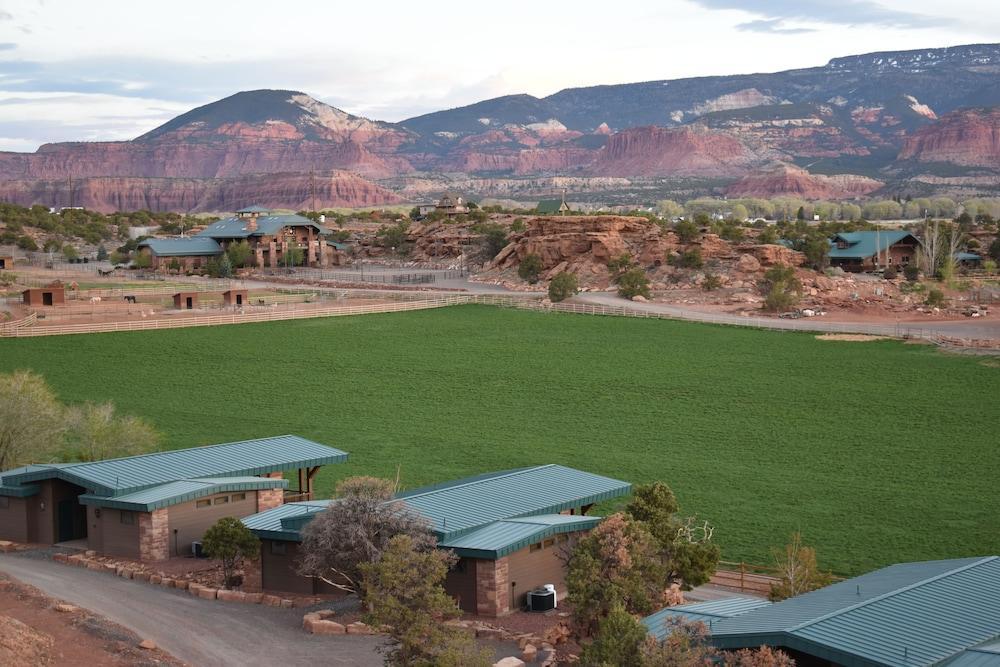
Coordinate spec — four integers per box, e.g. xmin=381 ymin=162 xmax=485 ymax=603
xmin=246 ymin=215 xmax=258 ymax=232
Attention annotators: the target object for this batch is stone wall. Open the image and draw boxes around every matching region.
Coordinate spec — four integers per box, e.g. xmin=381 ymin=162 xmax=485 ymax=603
xmin=476 ymin=557 xmax=510 ymax=616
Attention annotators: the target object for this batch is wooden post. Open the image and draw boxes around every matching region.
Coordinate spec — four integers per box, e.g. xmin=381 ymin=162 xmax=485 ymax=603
xmin=740 ymin=561 xmax=746 ymax=592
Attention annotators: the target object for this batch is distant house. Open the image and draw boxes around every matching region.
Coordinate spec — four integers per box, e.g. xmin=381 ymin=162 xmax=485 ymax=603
xmin=955 ymin=251 xmax=983 ymax=268
xmin=137 ymin=205 xmax=334 ymax=271
xmin=243 ymin=464 xmax=631 ymax=616
xmin=0 ymin=435 xmax=347 ymax=561
xmin=828 ymin=230 xmax=920 ymax=272
xmin=535 ymin=193 xmax=571 ymax=215
xmin=434 ymin=193 xmax=468 ymax=216
xmin=644 ymin=556 xmax=1000 ymax=667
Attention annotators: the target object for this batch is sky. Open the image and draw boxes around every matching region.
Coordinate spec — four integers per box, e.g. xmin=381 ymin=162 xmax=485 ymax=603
xmin=0 ymin=0 xmax=996 ymax=152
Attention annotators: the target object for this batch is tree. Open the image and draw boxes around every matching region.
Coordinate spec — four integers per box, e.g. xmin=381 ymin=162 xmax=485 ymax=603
xmin=517 ymin=253 xmax=543 ymax=284
xmin=109 ymin=250 xmax=127 ymax=266
xmin=990 ymin=238 xmax=1000 ymax=264
xmin=607 ymin=253 xmax=635 ymax=278
xmin=96 ymin=244 xmax=109 ymax=261
xmin=132 ymin=252 xmax=152 ymax=269
xmin=580 ymin=604 xmax=648 ymax=667
xmin=216 ymin=251 xmax=233 ymax=278
xmin=476 ymin=224 xmax=509 ymax=260
xmin=202 ymin=517 xmax=261 ymax=589
xmin=61 ymin=402 xmax=160 ymax=462
xmin=226 ymin=240 xmax=253 ymax=268
xmin=730 ymin=204 xmax=748 ymax=223
xmin=796 ymin=206 xmax=806 ymax=221
xmin=674 ymin=248 xmax=703 ymax=269
xmin=626 ymin=483 xmax=720 ymax=590
xmin=376 ymin=222 xmax=409 ymax=253
xmin=362 ymin=534 xmax=492 ymax=667
xmin=925 ymin=288 xmax=946 ymax=308
xmin=760 ymin=264 xmax=801 ymax=312
xmin=618 ymin=268 xmax=651 ymax=300
xmin=283 ymin=244 xmax=304 ymax=268
xmin=724 ymin=646 xmax=796 ymax=667
xmin=548 ymin=271 xmax=578 ymax=302
xmin=758 ymin=227 xmax=780 ymax=245
xmin=62 ymin=245 xmax=78 ymax=261
xmin=657 ymin=200 xmax=684 ymax=220
xmin=297 ymin=477 xmax=434 ymax=599
xmin=904 ymin=264 xmax=920 ymax=282
xmin=769 ymin=532 xmax=833 ymax=601
xmin=0 ymin=371 xmax=64 ymax=471
xmin=674 ymin=219 xmax=699 ymax=244
xmin=640 ymin=619 xmax=717 ymax=667
xmin=566 ymin=513 xmax=665 ymax=636
xmin=168 ymin=258 xmax=182 ymax=273
xmin=802 ymin=236 xmax=829 ymax=270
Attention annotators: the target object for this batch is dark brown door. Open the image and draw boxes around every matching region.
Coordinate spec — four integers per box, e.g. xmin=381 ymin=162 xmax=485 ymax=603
xmin=186 ymin=297 xmax=193 ymax=309
xmin=43 ymin=292 xmax=53 ymax=306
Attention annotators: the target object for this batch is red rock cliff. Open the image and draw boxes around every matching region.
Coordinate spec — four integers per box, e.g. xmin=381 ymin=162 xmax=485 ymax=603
xmin=588 ymin=126 xmax=758 ymax=177
xmin=897 ymin=108 xmax=1000 ymax=167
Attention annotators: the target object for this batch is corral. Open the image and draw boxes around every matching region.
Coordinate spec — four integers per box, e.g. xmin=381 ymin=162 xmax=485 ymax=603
xmin=0 ymin=305 xmax=997 ymax=575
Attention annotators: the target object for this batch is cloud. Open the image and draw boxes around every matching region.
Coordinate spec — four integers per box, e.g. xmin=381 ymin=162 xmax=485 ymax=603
xmin=0 ymin=11 xmax=13 ymax=21
xmin=690 ymin=0 xmax=949 ymax=29
xmin=0 ymin=43 xmax=17 ymax=50
xmin=736 ymin=19 xmax=816 ymax=34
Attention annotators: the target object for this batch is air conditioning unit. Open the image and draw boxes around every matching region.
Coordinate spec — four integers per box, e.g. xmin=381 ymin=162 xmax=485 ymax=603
xmin=527 ymin=585 xmax=557 ymax=612
xmin=191 ymin=540 xmax=204 ymax=558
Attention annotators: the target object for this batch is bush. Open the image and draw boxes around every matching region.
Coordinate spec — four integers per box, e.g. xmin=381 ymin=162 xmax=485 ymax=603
xmin=761 ymin=264 xmax=801 ymax=312
xmin=132 ymin=252 xmax=152 ymax=270
xmin=548 ymin=271 xmax=578 ymax=302
xmin=607 ymin=253 xmax=634 ymax=277
xmin=517 ymin=253 xmax=543 ymax=284
xmin=702 ymin=273 xmax=723 ymax=291
xmin=617 ymin=268 xmax=651 ymax=300
xmin=202 ymin=517 xmax=260 ymax=589
xmin=882 ymin=265 xmax=897 ymax=280
xmin=925 ymin=288 xmax=946 ymax=308
xmin=675 ymin=248 xmax=703 ymax=269
xmin=674 ymin=219 xmax=699 ymax=243
xmin=903 ymin=264 xmax=920 ymax=282
xmin=16 ymin=235 xmax=37 ymax=251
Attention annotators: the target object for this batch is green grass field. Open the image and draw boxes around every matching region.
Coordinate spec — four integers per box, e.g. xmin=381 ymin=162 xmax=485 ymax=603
xmin=1 ymin=305 xmax=997 ymax=575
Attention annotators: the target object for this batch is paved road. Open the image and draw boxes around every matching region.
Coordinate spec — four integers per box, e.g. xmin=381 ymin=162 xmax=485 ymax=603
xmin=0 ymin=552 xmax=384 ymax=667
xmin=573 ymin=291 xmax=1000 ymax=341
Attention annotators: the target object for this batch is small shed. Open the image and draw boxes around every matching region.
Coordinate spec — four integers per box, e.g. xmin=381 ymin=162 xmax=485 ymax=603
xmin=23 ymin=285 xmax=66 ymax=307
xmin=173 ymin=292 xmax=199 ymax=310
xmin=222 ymin=289 xmax=248 ymax=307
xmin=0 ymin=255 xmax=14 ymax=270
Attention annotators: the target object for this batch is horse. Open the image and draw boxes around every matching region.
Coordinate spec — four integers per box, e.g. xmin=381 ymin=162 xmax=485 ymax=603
xmin=89 ymin=296 xmax=102 ymax=305
xmin=124 ymin=295 xmax=137 ymax=304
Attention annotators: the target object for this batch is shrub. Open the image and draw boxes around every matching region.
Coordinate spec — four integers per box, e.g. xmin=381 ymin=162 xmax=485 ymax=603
xmin=167 ymin=258 xmax=182 ymax=273
xmin=16 ymin=235 xmax=37 ymax=251
xmin=882 ymin=265 xmax=897 ymax=280
xmin=674 ymin=219 xmax=699 ymax=243
xmin=769 ymin=532 xmax=834 ymax=601
xmin=903 ymin=264 xmax=920 ymax=282
xmin=617 ymin=268 xmax=651 ymax=300
xmin=579 ymin=604 xmax=647 ymax=667
xmin=761 ymin=264 xmax=801 ymax=312
xmin=702 ymin=273 xmax=723 ymax=291
xmin=132 ymin=252 xmax=152 ymax=270
xmin=607 ymin=253 xmax=634 ymax=277
xmin=925 ymin=288 xmax=946 ymax=308
xmin=510 ymin=218 xmax=526 ymax=232
xmin=62 ymin=245 xmax=78 ymax=261
xmin=0 ymin=272 xmax=16 ymax=286
xmin=548 ymin=271 xmax=578 ymax=302
xmin=202 ymin=517 xmax=260 ymax=589
xmin=675 ymin=248 xmax=703 ymax=269
xmin=517 ymin=253 xmax=543 ymax=284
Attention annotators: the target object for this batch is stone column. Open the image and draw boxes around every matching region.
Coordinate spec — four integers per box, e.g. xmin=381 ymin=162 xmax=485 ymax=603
xmin=138 ymin=509 xmax=169 ymax=562
xmin=475 ymin=557 xmax=510 ymax=616
xmin=268 ymin=240 xmax=277 ymax=268
xmin=255 ymin=247 xmax=265 ymax=268
xmin=307 ymin=228 xmax=317 ymax=266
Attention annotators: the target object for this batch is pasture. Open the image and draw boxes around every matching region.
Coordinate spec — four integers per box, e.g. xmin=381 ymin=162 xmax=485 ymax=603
xmin=1 ymin=304 xmax=997 ymax=574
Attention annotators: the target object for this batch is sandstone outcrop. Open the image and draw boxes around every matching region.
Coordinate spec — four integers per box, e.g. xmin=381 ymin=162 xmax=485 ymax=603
xmin=0 ymin=171 xmax=401 ymax=213
xmin=725 ymin=164 xmax=883 ymax=198
xmin=897 ymin=108 xmax=1000 ymax=168
xmin=588 ymin=126 xmax=758 ymax=177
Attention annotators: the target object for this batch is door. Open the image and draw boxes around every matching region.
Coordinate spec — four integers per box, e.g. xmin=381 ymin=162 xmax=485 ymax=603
xmin=43 ymin=292 xmax=53 ymax=306
xmin=186 ymin=297 xmax=193 ymax=309
xmin=57 ymin=500 xmax=76 ymax=541
xmin=236 ymin=294 xmax=243 ymax=306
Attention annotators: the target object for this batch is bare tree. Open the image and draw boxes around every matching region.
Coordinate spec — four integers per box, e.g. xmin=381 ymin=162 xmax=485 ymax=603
xmin=0 ymin=371 xmax=64 ymax=471
xmin=62 ymin=402 xmax=160 ymax=462
xmin=942 ymin=222 xmax=966 ymax=282
xmin=919 ymin=219 xmax=941 ymax=275
xmin=297 ymin=476 xmax=435 ymax=600
xmin=769 ymin=532 xmax=833 ymax=601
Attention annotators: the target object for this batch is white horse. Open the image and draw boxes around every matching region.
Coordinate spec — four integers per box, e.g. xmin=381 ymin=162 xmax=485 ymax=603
xmin=89 ymin=296 xmax=102 ymax=304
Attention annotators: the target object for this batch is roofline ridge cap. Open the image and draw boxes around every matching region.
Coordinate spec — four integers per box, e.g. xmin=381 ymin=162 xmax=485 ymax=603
xmin=785 ymin=556 xmax=998 ymax=634
xmin=73 ymin=433 xmax=305 ymax=468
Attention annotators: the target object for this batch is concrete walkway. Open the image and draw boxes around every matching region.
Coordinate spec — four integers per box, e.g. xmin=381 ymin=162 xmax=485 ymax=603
xmin=0 ymin=552 xmax=384 ymax=666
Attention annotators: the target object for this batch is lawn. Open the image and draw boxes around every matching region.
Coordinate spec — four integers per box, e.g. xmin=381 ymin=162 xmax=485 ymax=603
xmin=1 ymin=305 xmax=997 ymax=575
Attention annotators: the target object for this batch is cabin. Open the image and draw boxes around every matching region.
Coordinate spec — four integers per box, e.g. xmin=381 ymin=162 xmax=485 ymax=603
xmin=536 ymin=193 xmax=571 ymax=215
xmin=137 ymin=205 xmax=335 ymax=270
xmin=243 ymin=465 xmax=631 ymax=616
xmin=0 ymin=436 xmax=347 ymax=561
xmin=222 ymin=289 xmax=249 ymax=307
xmin=434 ymin=193 xmax=469 ymax=216
xmin=644 ymin=556 xmax=1000 ymax=666
xmin=0 ymin=255 xmax=14 ymax=270
xmin=828 ymin=231 xmax=920 ymax=272
xmin=22 ymin=284 xmax=66 ymax=307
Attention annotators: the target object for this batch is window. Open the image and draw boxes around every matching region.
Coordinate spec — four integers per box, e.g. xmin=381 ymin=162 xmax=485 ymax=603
xmin=120 ymin=511 xmax=135 ymax=525
xmin=529 ymin=542 xmax=542 ymax=553
xmin=543 ymin=538 xmax=555 ymax=549
xmin=214 ymin=496 xmax=229 ymax=505
xmin=270 ymin=542 xmax=286 ymax=555
xmin=231 ymin=493 xmax=246 ymax=502
xmin=196 ymin=499 xmax=211 ymax=509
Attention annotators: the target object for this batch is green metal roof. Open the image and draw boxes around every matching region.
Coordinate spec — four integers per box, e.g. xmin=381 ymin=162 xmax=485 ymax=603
xmin=395 ymin=464 xmax=630 ymax=540
xmin=78 ymin=476 xmax=288 ymax=511
xmin=2 ymin=435 xmax=347 ymax=497
xmin=535 ymin=200 xmax=565 ymax=214
xmin=198 ymin=214 xmax=325 ymax=239
xmin=438 ymin=514 xmax=601 ymax=559
xmin=710 ymin=556 xmax=1000 ymax=667
xmin=138 ymin=237 xmax=222 ymax=257
xmin=644 ymin=597 xmax=771 ymax=641
xmin=244 ymin=464 xmax=630 ymax=549
xmin=236 ymin=205 xmax=271 ymax=214
xmin=943 ymin=640 xmax=1000 ymax=667
xmin=828 ymin=231 xmax=918 ymax=260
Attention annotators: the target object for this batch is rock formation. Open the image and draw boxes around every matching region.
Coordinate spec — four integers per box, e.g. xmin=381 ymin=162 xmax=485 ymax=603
xmin=588 ymin=126 xmax=758 ymax=177
xmin=725 ymin=164 xmax=884 ymax=198
xmin=897 ymin=108 xmax=1000 ymax=168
